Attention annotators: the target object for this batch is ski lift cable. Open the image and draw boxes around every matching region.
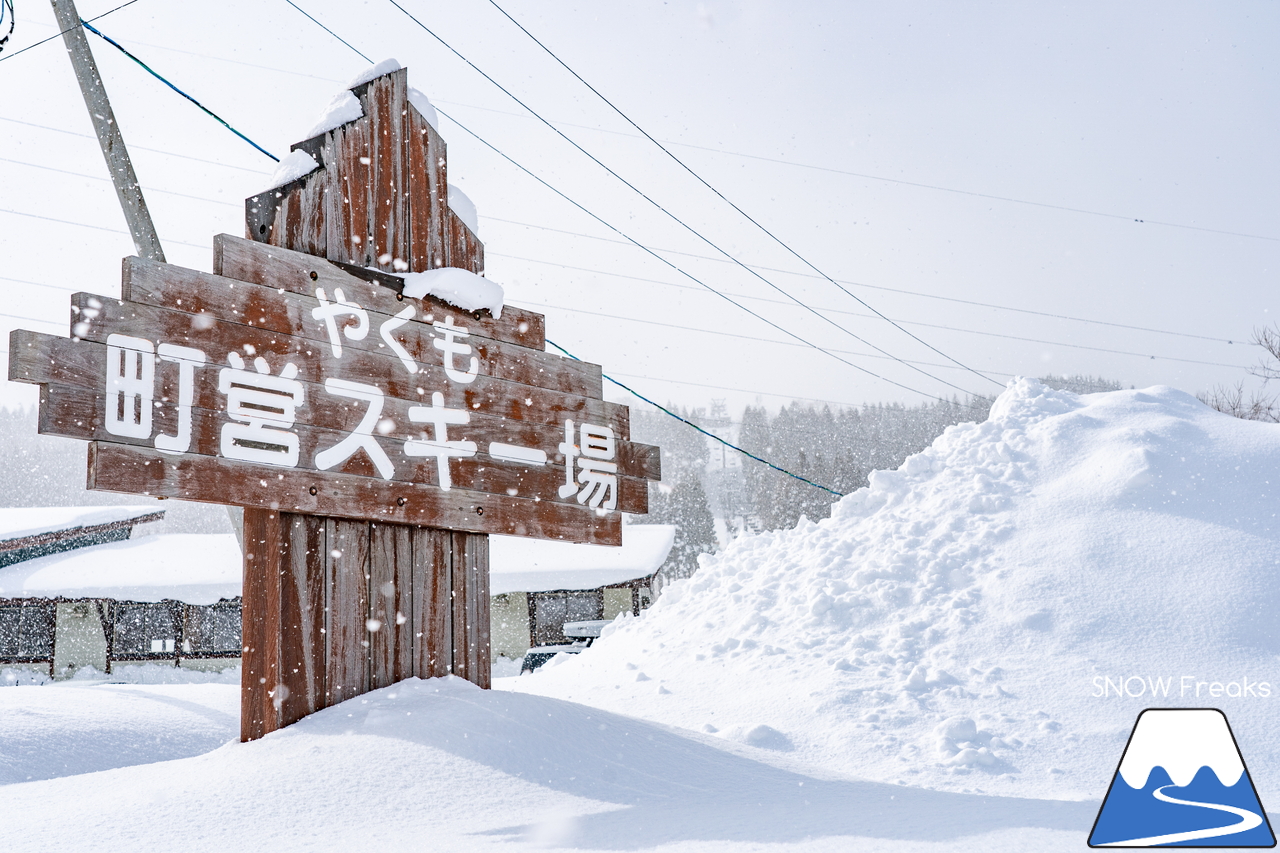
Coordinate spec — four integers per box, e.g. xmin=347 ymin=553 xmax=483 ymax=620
xmin=483 ymin=0 xmax=1003 ymax=389
xmin=547 ymin=339 xmax=846 ymax=497
xmin=382 ymin=0 xmax=994 ymax=399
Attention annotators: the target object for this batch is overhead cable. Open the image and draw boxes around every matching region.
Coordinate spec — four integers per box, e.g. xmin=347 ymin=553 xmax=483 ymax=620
xmin=547 ymin=339 xmax=845 ymax=497
xmin=484 ymin=0 xmax=1002 ymax=389
xmin=0 ymin=0 xmax=138 ymax=63
xmin=384 ymin=0 xmax=992 ymax=398
xmin=80 ymin=19 xmax=278 ymax=161
xmin=482 ymin=215 xmax=1241 ymax=346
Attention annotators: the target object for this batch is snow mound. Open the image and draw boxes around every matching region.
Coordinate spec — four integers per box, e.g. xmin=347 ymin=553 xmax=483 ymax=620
xmin=511 ymin=379 xmax=1280 ymax=799
xmin=401 ymin=267 xmax=503 ymax=317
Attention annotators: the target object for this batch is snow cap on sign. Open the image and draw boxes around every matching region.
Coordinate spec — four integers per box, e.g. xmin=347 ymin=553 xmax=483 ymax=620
xmin=346 ymin=58 xmax=402 ymax=89
xmin=448 ymin=184 xmax=479 ymax=235
xmin=408 ymin=87 xmax=439 ymax=131
xmin=400 ymin=267 xmax=503 ymax=318
xmin=305 ymin=91 xmax=363 ymax=139
xmin=263 ymin=149 xmax=320 ymax=192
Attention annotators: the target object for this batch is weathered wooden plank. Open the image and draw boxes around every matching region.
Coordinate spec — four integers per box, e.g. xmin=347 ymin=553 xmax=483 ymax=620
xmin=17 ymin=328 xmax=637 ymax=449
xmin=467 ymin=533 xmax=491 ymax=688
xmin=368 ymin=522 xmax=412 ymax=689
xmin=121 ymin=258 xmax=598 ymax=398
xmin=241 ymin=508 xmax=283 ymax=741
xmin=325 ymin=518 xmax=369 ymax=704
xmin=215 ymin=234 xmax=545 ymax=350
xmin=447 ymin=211 xmax=484 ymax=275
xmin=280 ymin=513 xmax=327 ymax=723
xmin=450 ymin=531 xmax=470 ymax=681
xmin=411 ymin=527 xmax=452 ymax=678
xmin=36 ymin=378 xmax=652 ymax=512
xmin=85 ymin=441 xmax=624 ymax=545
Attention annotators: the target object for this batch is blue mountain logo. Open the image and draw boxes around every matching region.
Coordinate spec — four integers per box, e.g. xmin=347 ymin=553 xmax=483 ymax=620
xmin=1089 ymin=708 xmax=1275 ymax=847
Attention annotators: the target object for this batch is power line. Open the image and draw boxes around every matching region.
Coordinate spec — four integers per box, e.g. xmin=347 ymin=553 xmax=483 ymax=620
xmin=438 ymin=98 xmax=1280 ymax=246
xmin=282 ymin=0 xmax=371 ymax=63
xmin=279 ymin=1 xmax=899 ymax=491
xmin=484 ymin=0 xmax=1001 ymax=390
xmin=0 ymin=0 xmax=138 ymax=64
xmin=384 ymin=0 xmax=991 ymax=399
xmin=280 ymin=1 xmax=980 ymax=406
xmin=0 ymin=207 xmax=209 ymax=249
xmin=0 ymin=116 xmax=271 ymax=174
xmin=547 ymin=339 xmax=845 ymax=497
xmin=80 ymin=19 xmax=278 ymax=161
xmin=497 ymin=254 xmax=1251 ymax=370
xmin=481 ymin=215 xmax=1242 ymax=346
xmin=0 ymin=155 xmax=241 ymax=207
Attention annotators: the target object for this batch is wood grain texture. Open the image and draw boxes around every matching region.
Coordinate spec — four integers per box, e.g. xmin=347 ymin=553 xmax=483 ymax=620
xmin=412 ymin=527 xmax=452 ymax=678
xmin=280 ymin=513 xmax=326 ymax=724
xmin=368 ymin=522 xmax=413 ymax=689
xmin=121 ymin=257 xmax=596 ymax=397
xmin=241 ymin=508 xmax=283 ymax=742
xmin=325 ymin=518 xmax=369 ymax=705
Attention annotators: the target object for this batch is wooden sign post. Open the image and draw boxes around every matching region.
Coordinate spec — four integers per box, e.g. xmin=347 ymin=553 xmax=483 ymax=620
xmin=8 ymin=67 xmax=660 ymax=740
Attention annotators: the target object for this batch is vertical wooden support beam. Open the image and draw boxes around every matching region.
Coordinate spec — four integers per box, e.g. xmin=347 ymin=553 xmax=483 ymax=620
xmin=280 ymin=514 xmax=326 ymax=724
xmin=325 ymin=518 xmax=370 ymax=705
xmin=369 ymin=523 xmax=413 ymax=689
xmin=241 ymin=508 xmax=283 ymax=742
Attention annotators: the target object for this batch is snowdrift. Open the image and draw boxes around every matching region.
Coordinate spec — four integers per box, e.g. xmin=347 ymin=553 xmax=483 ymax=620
xmin=511 ymin=380 xmax=1280 ymax=799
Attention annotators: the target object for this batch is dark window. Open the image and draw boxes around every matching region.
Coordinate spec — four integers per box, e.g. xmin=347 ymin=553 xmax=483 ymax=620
xmin=183 ymin=600 xmax=242 ymax=656
xmin=0 ymin=601 xmax=55 ymax=660
xmin=112 ymin=601 xmax=180 ymax=658
xmin=530 ymin=591 xmax=602 ymax=646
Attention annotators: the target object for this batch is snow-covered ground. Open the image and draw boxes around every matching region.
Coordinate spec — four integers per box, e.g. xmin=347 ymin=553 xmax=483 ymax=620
xmin=2 ymin=380 xmax=1277 ymax=850
xmin=0 ymin=676 xmax=1097 ymax=852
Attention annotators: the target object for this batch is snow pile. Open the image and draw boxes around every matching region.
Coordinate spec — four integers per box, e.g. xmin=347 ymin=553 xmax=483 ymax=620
xmin=401 ymin=266 xmax=504 ymax=317
xmin=511 ymin=380 xmax=1280 ymax=799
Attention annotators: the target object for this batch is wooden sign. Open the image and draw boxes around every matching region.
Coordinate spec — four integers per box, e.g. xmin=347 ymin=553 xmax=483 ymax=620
xmin=7 ymin=66 xmax=660 ymax=738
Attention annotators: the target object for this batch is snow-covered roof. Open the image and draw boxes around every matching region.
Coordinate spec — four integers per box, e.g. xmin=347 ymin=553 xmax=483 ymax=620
xmin=0 ymin=534 xmax=241 ymax=605
xmin=489 ymin=525 xmax=675 ymax=595
xmin=0 ymin=506 xmax=162 ymax=547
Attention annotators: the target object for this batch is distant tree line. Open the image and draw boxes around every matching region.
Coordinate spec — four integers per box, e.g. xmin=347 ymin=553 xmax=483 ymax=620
xmin=630 ymin=374 xmax=1126 ymax=579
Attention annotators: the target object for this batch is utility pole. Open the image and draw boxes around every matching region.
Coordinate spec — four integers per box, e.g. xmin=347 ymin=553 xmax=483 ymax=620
xmin=49 ymin=0 xmax=164 ymax=262
xmin=48 ymin=0 xmax=249 ymax=544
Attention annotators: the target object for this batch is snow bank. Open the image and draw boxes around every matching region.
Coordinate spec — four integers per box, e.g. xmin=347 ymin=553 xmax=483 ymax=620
xmin=401 ymin=266 xmax=503 ymax=317
xmin=510 ymin=380 xmax=1280 ymax=799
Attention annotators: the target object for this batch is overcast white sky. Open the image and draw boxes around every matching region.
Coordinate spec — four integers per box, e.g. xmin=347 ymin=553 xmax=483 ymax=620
xmin=1 ymin=0 xmax=1276 ymax=417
